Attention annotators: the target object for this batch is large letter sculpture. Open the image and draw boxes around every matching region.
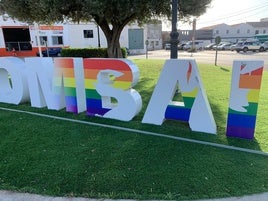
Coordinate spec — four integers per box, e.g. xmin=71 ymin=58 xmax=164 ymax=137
xmin=226 ymin=60 xmax=264 ymax=139
xmin=83 ymin=59 xmax=142 ymax=121
xmin=26 ymin=57 xmax=64 ymax=110
xmin=0 ymin=57 xmax=29 ymax=104
xmin=53 ymin=58 xmax=86 ymax=113
xmin=142 ymin=59 xmax=216 ymax=134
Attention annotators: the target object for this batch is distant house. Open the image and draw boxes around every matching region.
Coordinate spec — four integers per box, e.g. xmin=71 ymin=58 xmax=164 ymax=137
xmin=145 ymin=21 xmax=162 ymax=51
xmin=162 ymin=18 xmax=268 ymax=46
xmin=199 ymin=19 xmax=268 ymax=43
xmin=247 ymin=21 xmax=268 ymax=35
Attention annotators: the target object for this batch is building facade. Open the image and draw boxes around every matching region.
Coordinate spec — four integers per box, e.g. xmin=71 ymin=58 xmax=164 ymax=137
xmin=145 ymin=22 xmax=162 ymax=51
xmin=201 ymin=19 xmax=268 ymax=43
xmin=0 ymin=16 xmax=162 ymax=57
xmin=162 ymin=19 xmax=268 ymax=46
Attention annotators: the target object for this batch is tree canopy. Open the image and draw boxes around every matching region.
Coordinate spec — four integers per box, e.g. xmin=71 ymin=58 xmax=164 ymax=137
xmin=0 ymin=0 xmax=212 ymax=57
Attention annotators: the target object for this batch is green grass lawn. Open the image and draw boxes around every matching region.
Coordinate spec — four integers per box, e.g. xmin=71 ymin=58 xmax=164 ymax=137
xmin=0 ymin=59 xmax=268 ymax=200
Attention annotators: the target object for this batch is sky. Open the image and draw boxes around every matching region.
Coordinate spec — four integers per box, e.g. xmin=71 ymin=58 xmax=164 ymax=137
xmin=163 ymin=0 xmax=268 ymax=30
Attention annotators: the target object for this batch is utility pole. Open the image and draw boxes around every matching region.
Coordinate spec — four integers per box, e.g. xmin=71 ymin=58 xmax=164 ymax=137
xmin=192 ymin=18 xmax=196 ymax=50
xmin=35 ymin=22 xmax=43 ymax=57
xmin=170 ymin=0 xmax=179 ymax=59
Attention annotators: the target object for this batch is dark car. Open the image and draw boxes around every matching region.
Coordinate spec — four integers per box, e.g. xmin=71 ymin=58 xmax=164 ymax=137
xmin=36 ymin=47 xmax=62 ymax=57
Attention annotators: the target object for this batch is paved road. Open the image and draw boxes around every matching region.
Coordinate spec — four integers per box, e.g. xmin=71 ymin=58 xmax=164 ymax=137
xmin=129 ymin=50 xmax=268 ymax=68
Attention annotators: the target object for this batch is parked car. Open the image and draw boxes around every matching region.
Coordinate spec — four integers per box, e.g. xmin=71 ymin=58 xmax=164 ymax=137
xmin=204 ymin=43 xmax=215 ymax=50
xmin=164 ymin=43 xmax=171 ymax=50
xmin=177 ymin=43 xmax=186 ymax=50
xmin=230 ymin=41 xmax=244 ymax=51
xmin=234 ymin=41 xmax=265 ymax=53
xmin=212 ymin=42 xmax=225 ymax=50
xmin=261 ymin=41 xmax=268 ymax=51
xmin=212 ymin=42 xmax=231 ymax=50
xmin=217 ymin=43 xmax=232 ymax=50
xmin=183 ymin=41 xmax=204 ymax=50
xmin=36 ymin=47 xmax=62 ymax=57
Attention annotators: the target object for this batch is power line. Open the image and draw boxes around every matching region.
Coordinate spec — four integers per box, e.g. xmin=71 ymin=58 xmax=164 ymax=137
xmin=197 ymin=3 xmax=268 ymax=25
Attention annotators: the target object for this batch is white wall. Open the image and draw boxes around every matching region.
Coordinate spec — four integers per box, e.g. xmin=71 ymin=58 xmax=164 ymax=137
xmin=65 ymin=23 xmax=107 ymax=48
xmin=65 ymin=23 xmax=145 ymax=51
xmin=212 ymin=23 xmax=256 ymax=42
xmin=0 ymin=17 xmax=148 ymax=53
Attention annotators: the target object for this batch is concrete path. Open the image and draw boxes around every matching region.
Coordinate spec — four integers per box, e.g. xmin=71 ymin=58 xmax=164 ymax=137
xmin=0 ymin=190 xmax=268 ymax=201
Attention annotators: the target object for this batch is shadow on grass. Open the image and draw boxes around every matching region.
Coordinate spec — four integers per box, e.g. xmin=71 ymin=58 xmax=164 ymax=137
xmin=220 ymin=67 xmax=230 ymax=72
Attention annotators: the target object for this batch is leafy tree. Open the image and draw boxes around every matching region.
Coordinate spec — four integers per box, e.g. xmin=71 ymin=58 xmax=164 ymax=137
xmin=0 ymin=0 xmax=212 ymax=58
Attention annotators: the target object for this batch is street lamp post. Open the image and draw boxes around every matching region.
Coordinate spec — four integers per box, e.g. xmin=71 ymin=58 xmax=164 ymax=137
xmin=97 ymin=25 xmax=101 ymax=48
xmin=170 ymin=0 xmax=179 ymax=59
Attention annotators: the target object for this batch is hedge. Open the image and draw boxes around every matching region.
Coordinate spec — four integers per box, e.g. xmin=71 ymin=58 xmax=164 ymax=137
xmin=61 ymin=48 xmax=127 ymax=58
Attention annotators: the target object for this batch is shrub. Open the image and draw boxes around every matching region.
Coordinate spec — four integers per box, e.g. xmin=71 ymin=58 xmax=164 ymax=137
xmin=61 ymin=48 xmax=127 ymax=58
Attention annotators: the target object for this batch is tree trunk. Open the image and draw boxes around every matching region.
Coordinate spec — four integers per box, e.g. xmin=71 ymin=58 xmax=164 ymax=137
xmin=95 ymin=17 xmax=125 ymax=58
xmin=106 ymin=31 xmax=123 ymax=58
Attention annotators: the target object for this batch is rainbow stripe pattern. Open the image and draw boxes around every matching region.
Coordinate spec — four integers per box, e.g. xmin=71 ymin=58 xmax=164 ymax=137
xmin=165 ymin=88 xmax=198 ymax=121
xmin=83 ymin=58 xmax=133 ymax=116
xmin=53 ymin=58 xmax=79 ymax=113
xmin=226 ymin=61 xmax=263 ymax=139
xmin=165 ymin=62 xmax=198 ymax=121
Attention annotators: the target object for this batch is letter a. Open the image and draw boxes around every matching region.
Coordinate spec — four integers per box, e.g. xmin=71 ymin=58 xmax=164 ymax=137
xmin=142 ymin=59 xmax=216 ymax=134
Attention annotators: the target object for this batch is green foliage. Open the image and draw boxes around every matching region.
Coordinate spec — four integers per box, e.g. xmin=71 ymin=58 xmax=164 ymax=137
xmin=121 ymin=47 xmax=128 ymax=58
xmin=179 ymin=0 xmax=212 ymax=21
xmin=61 ymin=48 xmax=127 ymax=58
xmin=61 ymin=48 xmax=108 ymax=58
xmin=0 ymin=0 xmax=212 ymax=58
xmin=0 ymin=0 xmax=212 ymax=24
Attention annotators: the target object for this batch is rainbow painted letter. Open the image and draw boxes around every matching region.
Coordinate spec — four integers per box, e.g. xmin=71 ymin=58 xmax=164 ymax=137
xmin=53 ymin=58 xmax=86 ymax=113
xmin=226 ymin=60 xmax=264 ymax=139
xmin=142 ymin=59 xmax=216 ymax=134
xmin=83 ymin=59 xmax=142 ymax=121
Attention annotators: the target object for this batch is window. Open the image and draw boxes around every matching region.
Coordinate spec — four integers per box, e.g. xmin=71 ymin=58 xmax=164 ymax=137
xmin=247 ymin=29 xmax=250 ymax=34
xmin=226 ymin=30 xmax=229 ymax=34
xmin=263 ymin=30 xmax=266 ymax=34
xmin=52 ymin=36 xmax=63 ymax=45
xmin=39 ymin=36 xmax=47 ymax=45
xmin=255 ymin=30 xmax=259 ymax=34
xmin=237 ymin=29 xmax=240 ymax=34
xmin=83 ymin=30 xmax=93 ymax=38
xmin=215 ymin=30 xmax=219 ymax=34
xmin=2 ymin=28 xmax=32 ymax=51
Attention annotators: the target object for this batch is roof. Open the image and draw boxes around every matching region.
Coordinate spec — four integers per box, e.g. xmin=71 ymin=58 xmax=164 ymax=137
xmin=246 ymin=21 xmax=268 ymax=28
xmin=199 ymin=20 xmax=268 ymax=30
xmin=199 ymin=23 xmax=228 ymax=30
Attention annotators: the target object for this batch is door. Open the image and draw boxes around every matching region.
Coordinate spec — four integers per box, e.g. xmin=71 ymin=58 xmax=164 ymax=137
xmin=128 ymin=29 xmax=144 ymax=50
